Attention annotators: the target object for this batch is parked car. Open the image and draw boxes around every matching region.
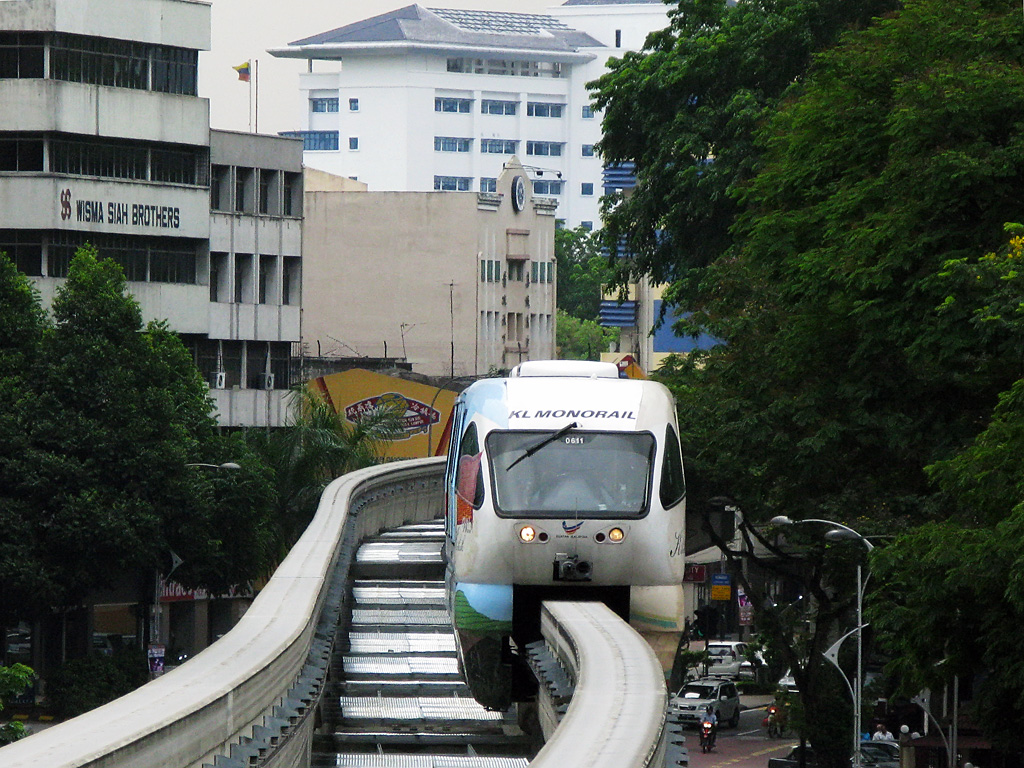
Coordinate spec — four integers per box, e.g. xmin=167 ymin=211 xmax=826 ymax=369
xmin=739 ymin=648 xmax=767 ymax=680
xmin=777 ymin=668 xmax=798 ymax=692
xmin=669 ymin=677 xmax=742 ymax=728
xmin=706 ymin=641 xmax=749 ymax=678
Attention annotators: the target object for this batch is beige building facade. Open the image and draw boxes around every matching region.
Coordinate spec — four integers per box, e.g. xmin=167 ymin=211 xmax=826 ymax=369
xmin=302 ymin=159 xmax=557 ymax=377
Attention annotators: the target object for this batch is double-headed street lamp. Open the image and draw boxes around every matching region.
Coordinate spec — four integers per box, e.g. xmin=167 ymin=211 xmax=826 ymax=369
xmin=771 ymin=515 xmax=873 ymax=768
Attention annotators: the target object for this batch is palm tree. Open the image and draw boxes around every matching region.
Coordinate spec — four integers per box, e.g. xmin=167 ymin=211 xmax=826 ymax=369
xmin=246 ymin=385 xmax=405 ymax=551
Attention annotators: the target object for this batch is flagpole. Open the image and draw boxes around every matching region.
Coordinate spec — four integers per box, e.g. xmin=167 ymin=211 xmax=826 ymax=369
xmin=254 ymin=59 xmax=259 ymax=134
xmin=248 ymin=61 xmax=253 ymax=132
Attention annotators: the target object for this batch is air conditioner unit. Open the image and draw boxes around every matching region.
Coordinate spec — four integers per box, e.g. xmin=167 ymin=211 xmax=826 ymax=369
xmin=210 ymin=371 xmax=226 ymax=389
xmin=260 ymin=373 xmax=275 ymax=390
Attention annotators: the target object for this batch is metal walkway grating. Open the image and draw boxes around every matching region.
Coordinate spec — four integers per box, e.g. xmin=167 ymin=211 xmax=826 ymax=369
xmin=338 ymin=696 xmax=505 ymax=723
xmin=348 ymin=632 xmax=457 ymax=654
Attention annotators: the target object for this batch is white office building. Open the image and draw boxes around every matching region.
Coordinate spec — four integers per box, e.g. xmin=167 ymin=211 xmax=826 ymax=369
xmin=0 ymin=0 xmax=304 ymax=428
xmin=270 ymin=0 xmax=669 ymax=230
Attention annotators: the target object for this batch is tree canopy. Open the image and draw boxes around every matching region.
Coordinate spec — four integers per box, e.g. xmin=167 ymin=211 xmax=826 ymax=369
xmin=591 ymin=0 xmax=1024 ymax=756
xmin=0 ymin=247 xmax=277 ymax=619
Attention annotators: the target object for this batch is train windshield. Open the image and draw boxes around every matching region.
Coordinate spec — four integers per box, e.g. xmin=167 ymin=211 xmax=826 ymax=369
xmin=487 ymin=429 xmax=655 ymax=518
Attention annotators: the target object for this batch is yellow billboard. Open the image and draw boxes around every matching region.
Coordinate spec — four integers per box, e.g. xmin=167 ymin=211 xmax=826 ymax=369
xmin=311 ymin=369 xmax=459 ymax=460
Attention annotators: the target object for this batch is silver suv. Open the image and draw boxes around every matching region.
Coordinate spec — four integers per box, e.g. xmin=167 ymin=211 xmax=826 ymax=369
xmin=669 ymin=678 xmax=741 ymax=728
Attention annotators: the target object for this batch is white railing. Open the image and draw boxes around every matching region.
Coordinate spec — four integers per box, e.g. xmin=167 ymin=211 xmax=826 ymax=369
xmin=530 ymin=600 xmax=669 ymax=768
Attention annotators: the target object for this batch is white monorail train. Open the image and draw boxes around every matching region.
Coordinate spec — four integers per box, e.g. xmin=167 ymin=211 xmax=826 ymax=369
xmin=443 ymin=360 xmax=686 ymax=709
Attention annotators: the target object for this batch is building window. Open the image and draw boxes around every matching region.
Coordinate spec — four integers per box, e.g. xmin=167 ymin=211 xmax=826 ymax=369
xmin=280 ymin=131 xmax=339 ymax=151
xmin=311 ymin=97 xmax=339 ymax=112
xmin=283 ymin=172 xmax=302 ymax=216
xmin=527 ymin=102 xmax=564 ymax=118
xmin=581 ymin=220 xmax=593 ymax=231
xmin=434 ymin=175 xmax=472 ymax=191
xmin=615 ymin=29 xmax=622 ymax=47
xmin=151 ymin=45 xmax=199 ymax=95
xmin=581 ymin=182 xmax=594 ymax=196
xmin=47 ymin=136 xmax=207 ymax=185
xmin=508 ymin=261 xmax=525 ymax=281
xmin=481 ymin=258 xmax=501 ymax=282
xmin=480 ymin=139 xmax=518 ymax=155
xmin=0 ymin=32 xmax=44 ymax=78
xmin=0 ymin=229 xmax=42 ymax=276
xmin=533 ymin=179 xmax=563 ymax=195
xmin=41 ymin=231 xmax=197 ymax=284
xmin=48 ymin=33 xmax=198 ymax=95
xmin=481 ymin=99 xmax=517 ymax=115
xmin=582 ymin=144 xmax=595 ymax=157
xmin=434 ymin=136 xmax=472 ymax=152
xmin=581 ymin=105 xmax=595 ymax=119
xmin=349 ymin=136 xmax=359 ymax=150
xmin=258 ymin=170 xmax=271 ymax=214
xmin=507 ymin=312 xmax=524 ymax=342
xmin=349 ymin=97 xmax=359 ymax=111
xmin=526 ymin=141 xmax=563 ymax=157
xmin=480 ymin=177 xmax=497 ymax=193
xmin=0 ymin=135 xmax=44 ymax=171
xmin=435 ymin=97 xmax=472 ymax=113
xmin=447 ymin=57 xmax=563 ymax=78
xmin=283 ymin=257 xmax=301 ymax=305
xmin=531 ymin=261 xmax=555 ymax=283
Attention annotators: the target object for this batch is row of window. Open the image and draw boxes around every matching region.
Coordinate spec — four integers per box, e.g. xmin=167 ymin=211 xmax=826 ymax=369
xmin=311 ymin=97 xmax=359 ymax=113
xmin=435 ymin=137 xmax=567 ymax=157
xmin=0 ymin=229 xmax=198 ymax=283
xmin=282 ymin=130 xmax=597 ymax=161
xmin=210 ymin=165 xmax=302 ymax=217
xmin=208 ymin=251 xmax=300 ymax=306
xmin=479 ymin=311 xmax=553 ymax=341
xmin=188 ymin=338 xmax=292 ymax=391
xmin=436 ymin=97 xmax=582 ymax=118
xmin=0 ymin=32 xmax=197 ymax=95
xmin=446 ymin=57 xmax=564 ymax=79
xmin=434 ymin=176 xmax=596 ymax=197
xmin=0 ymin=133 xmax=209 ymax=185
xmin=479 ymin=259 xmax=555 ymax=284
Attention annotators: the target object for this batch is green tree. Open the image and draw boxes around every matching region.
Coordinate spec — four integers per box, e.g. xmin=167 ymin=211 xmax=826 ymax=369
xmin=555 ymin=309 xmax=618 ymax=361
xmin=870 ymin=232 xmax=1024 ymax=747
xmin=602 ymin=0 xmax=1024 ymax=759
xmin=590 ymin=0 xmax=897 ymax=290
xmin=0 ymin=663 xmax=33 ymax=745
xmin=0 ymin=247 xmax=276 ymax=621
xmin=555 ymin=225 xmax=611 ymax=321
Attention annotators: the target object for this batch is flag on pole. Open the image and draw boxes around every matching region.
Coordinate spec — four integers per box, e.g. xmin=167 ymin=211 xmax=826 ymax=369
xmin=233 ymin=61 xmax=251 ymax=82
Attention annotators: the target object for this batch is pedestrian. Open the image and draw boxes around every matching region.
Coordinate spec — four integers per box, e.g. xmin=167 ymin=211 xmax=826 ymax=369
xmin=872 ymin=723 xmax=895 ymax=742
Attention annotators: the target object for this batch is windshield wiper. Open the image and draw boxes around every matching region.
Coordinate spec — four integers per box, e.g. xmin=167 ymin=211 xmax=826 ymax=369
xmin=506 ymin=422 xmax=578 ymax=472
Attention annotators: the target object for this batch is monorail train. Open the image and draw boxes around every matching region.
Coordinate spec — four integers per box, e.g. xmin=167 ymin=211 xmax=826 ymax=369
xmin=443 ymin=359 xmax=687 ymax=709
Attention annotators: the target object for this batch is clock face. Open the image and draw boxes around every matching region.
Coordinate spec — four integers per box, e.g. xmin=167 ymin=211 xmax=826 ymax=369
xmin=512 ymin=175 xmax=526 ymax=211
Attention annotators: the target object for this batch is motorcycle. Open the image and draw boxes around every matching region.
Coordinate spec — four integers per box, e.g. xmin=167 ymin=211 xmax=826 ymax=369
xmin=764 ymin=701 xmax=788 ymax=738
xmin=700 ymin=718 xmax=716 ymax=752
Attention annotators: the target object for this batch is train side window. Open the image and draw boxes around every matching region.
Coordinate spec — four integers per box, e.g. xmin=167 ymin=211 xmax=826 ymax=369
xmin=660 ymin=425 xmax=686 ymax=508
xmin=457 ymin=422 xmax=485 ymax=508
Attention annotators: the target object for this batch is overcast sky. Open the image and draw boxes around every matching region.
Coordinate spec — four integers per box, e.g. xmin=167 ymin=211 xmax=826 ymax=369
xmin=199 ymin=0 xmax=556 ymax=136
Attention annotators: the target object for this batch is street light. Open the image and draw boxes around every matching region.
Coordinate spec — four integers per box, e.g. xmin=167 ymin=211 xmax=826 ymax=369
xmin=772 ymin=515 xmax=873 ymax=768
xmin=185 ymin=462 xmax=241 ymax=470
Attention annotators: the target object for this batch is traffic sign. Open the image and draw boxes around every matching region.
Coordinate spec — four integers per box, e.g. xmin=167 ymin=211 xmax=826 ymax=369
xmin=710 ymin=573 xmax=731 ymax=601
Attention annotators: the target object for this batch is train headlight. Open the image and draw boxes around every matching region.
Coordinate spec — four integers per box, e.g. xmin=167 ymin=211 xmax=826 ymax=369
xmin=608 ymin=527 xmax=625 ymax=542
xmin=519 ymin=525 xmax=537 ymax=543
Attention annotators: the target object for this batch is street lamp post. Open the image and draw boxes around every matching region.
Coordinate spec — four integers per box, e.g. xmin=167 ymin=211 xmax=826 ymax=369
xmin=185 ymin=462 xmax=241 ymax=471
xmin=771 ymin=515 xmax=874 ymax=768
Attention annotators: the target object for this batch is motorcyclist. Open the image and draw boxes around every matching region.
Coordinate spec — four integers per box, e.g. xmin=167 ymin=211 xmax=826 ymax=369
xmin=701 ymin=704 xmax=719 ymax=748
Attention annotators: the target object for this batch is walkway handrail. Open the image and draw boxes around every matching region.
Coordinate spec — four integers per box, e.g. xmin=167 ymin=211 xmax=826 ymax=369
xmin=0 ymin=456 xmax=447 ymax=768
xmin=531 ymin=600 xmax=669 ymax=768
